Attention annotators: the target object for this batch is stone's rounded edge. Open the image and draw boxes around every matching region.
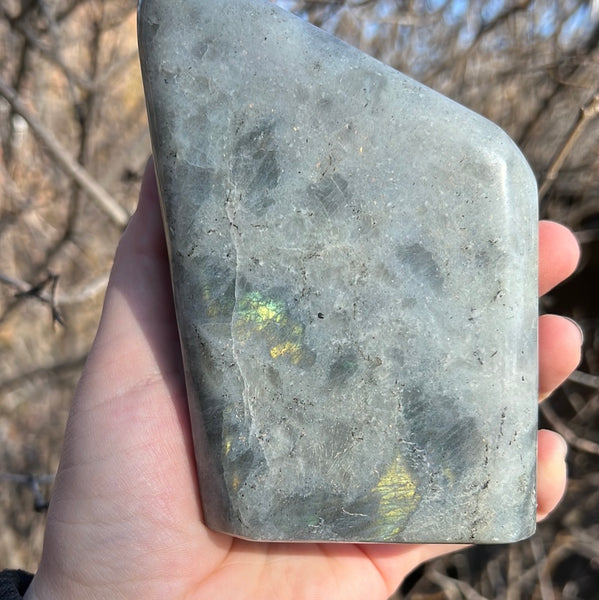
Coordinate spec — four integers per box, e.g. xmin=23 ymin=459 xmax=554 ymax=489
xmin=472 ymin=522 xmax=537 ymax=546
xmin=207 ymin=495 xmax=538 ymax=544
xmin=137 ymin=0 xmax=149 ymax=28
xmin=493 ymin=121 xmax=539 ymax=211
xmin=474 ymin=119 xmax=539 ymax=541
xmin=464 ymin=109 xmax=538 ymax=207
xmin=418 ymin=78 xmax=539 ymax=222
xmin=204 ymin=522 xmax=538 ymax=544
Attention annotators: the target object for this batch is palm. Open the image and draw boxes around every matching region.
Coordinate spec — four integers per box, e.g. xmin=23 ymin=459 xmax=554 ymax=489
xmin=26 ymin=163 xmax=581 ymax=600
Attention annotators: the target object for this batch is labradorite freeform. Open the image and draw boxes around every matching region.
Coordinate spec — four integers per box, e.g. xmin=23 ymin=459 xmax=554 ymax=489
xmin=138 ymin=0 xmax=538 ymax=543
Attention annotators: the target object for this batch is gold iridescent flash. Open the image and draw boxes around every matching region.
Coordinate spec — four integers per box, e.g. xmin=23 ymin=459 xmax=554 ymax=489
xmin=371 ymin=454 xmax=420 ymax=537
xmin=234 ymin=291 xmax=304 ymax=364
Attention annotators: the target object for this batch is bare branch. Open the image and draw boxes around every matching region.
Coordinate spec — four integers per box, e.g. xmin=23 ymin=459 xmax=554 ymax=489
xmin=506 ymin=544 xmax=523 ymax=600
xmin=427 ymin=567 xmax=490 ymax=600
xmin=0 ymin=272 xmax=64 ymax=325
xmin=541 ymin=402 xmax=599 ymax=456
xmin=568 ymin=369 xmax=599 ymax=389
xmin=539 ymin=93 xmax=599 ymax=200
xmin=0 ymin=74 xmax=130 ymax=227
xmin=0 ymin=7 xmax=94 ymax=92
xmin=58 ymin=274 xmax=110 ymax=305
xmin=423 ymin=0 xmax=534 ymax=86
xmin=530 ymin=536 xmax=555 ymax=600
xmin=0 ymin=473 xmax=55 ymax=511
xmin=0 ymin=353 xmax=87 ymax=394
xmin=574 ymin=228 xmax=599 ymax=244
xmin=0 ymin=271 xmax=109 ymax=320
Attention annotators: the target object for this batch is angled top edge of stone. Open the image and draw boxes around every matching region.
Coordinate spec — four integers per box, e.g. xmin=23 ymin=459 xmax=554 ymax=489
xmin=138 ymin=0 xmax=538 ymax=544
xmin=138 ymin=0 xmax=536 ymax=175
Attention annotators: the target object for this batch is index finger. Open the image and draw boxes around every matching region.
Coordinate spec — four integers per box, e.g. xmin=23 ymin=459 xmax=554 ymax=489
xmin=539 ymin=220 xmax=580 ymax=296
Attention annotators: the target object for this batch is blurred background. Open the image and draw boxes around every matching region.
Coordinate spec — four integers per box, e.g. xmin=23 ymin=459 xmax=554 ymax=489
xmin=0 ymin=1 xmax=598 ymax=598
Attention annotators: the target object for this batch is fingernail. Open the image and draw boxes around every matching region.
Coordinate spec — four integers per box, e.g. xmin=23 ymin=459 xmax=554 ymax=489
xmin=548 ymin=429 xmax=569 ymax=459
xmin=564 ymin=317 xmax=584 ymax=346
xmin=543 ymin=429 xmax=569 ymax=459
xmin=558 ymin=434 xmax=568 ymax=459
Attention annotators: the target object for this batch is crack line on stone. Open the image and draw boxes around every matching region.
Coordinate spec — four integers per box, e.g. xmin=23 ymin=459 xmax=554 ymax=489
xmin=225 ymin=189 xmax=245 ymax=385
xmin=225 ymin=189 xmax=259 ymax=450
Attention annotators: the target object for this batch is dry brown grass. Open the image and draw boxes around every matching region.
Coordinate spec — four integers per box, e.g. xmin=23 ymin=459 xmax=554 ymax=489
xmin=0 ymin=0 xmax=147 ymax=572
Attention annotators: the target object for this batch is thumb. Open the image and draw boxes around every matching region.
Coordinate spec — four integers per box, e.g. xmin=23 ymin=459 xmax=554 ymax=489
xmin=79 ymin=158 xmax=183 ymax=405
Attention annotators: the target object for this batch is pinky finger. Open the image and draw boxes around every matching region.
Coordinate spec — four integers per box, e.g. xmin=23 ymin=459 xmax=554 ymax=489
xmin=536 ymin=429 xmax=568 ymax=521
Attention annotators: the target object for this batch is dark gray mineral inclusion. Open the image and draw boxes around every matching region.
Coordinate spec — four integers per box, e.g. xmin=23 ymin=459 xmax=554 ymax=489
xmin=138 ymin=0 xmax=538 ymax=543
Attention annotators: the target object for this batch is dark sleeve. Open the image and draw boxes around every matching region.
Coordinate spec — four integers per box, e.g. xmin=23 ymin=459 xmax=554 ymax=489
xmin=0 ymin=571 xmax=34 ymax=600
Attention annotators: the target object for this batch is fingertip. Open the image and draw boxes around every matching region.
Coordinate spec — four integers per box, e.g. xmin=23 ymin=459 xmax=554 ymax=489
xmin=139 ymin=156 xmax=159 ymax=212
xmin=117 ymin=155 xmax=165 ymax=260
xmin=539 ymin=220 xmax=580 ymax=296
xmin=539 ymin=314 xmax=583 ymax=400
xmin=536 ymin=429 xmax=568 ymax=521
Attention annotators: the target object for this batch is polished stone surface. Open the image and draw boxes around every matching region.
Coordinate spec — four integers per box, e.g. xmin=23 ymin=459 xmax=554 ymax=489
xmin=138 ymin=0 xmax=538 ymax=543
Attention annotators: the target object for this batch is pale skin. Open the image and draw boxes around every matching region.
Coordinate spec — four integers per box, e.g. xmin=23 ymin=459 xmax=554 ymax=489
xmin=25 ymin=161 xmax=582 ymax=600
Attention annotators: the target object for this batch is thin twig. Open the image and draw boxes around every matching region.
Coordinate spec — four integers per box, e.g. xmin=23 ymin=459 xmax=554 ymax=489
xmin=0 ymin=272 xmax=108 ymax=304
xmin=59 ymin=274 xmax=110 ymax=305
xmin=1 ymin=272 xmax=64 ymax=326
xmin=486 ymin=559 xmax=505 ymax=598
xmin=0 ymin=473 xmax=55 ymax=484
xmin=506 ymin=544 xmax=521 ymax=600
xmin=539 ymin=93 xmax=599 ymax=200
xmin=1 ymin=10 xmax=94 ymax=92
xmin=0 ymin=473 xmax=55 ymax=511
xmin=541 ymin=402 xmax=599 ymax=455
xmin=0 ymin=353 xmax=87 ymax=394
xmin=568 ymin=369 xmax=599 ymax=390
xmin=0 ymin=74 xmax=130 ymax=227
xmin=427 ymin=567 xmax=490 ymax=600
xmin=530 ymin=536 xmax=555 ymax=600
xmin=0 ymin=271 xmax=109 ymax=325
xmin=423 ymin=0 xmax=534 ymax=85
xmin=566 ymin=528 xmax=599 ymax=562
xmin=575 ymin=228 xmax=599 ymax=244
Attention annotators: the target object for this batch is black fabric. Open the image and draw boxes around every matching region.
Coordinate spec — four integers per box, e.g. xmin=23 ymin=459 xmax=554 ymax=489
xmin=0 ymin=570 xmax=33 ymax=600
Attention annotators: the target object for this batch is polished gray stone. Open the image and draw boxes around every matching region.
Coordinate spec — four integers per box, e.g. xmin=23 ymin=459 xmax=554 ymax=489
xmin=138 ymin=0 xmax=538 ymax=543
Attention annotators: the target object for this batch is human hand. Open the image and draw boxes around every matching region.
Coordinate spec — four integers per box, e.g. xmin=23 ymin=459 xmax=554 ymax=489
xmin=24 ymin=161 xmax=581 ymax=600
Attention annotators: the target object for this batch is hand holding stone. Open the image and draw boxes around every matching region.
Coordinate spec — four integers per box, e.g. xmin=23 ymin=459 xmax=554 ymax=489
xmin=24 ymin=162 xmax=581 ymax=600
